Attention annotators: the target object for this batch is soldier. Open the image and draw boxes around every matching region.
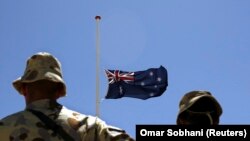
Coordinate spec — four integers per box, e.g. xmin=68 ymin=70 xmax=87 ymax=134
xmin=0 ymin=52 xmax=135 ymax=141
xmin=177 ymin=90 xmax=223 ymax=125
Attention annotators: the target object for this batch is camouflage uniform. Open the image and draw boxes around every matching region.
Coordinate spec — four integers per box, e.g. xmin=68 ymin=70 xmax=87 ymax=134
xmin=176 ymin=90 xmax=223 ymax=125
xmin=0 ymin=99 xmax=134 ymax=141
xmin=0 ymin=52 xmax=134 ymax=141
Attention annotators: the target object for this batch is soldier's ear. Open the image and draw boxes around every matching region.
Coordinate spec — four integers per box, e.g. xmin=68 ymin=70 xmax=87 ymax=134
xmin=55 ymin=84 xmax=64 ymax=99
xmin=55 ymin=90 xmax=61 ymax=99
xmin=20 ymin=84 xmax=28 ymax=96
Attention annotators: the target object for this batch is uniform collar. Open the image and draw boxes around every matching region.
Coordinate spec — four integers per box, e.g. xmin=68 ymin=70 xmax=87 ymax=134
xmin=26 ymin=99 xmax=62 ymax=111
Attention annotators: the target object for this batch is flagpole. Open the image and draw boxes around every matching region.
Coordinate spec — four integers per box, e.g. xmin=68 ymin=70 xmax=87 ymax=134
xmin=95 ymin=15 xmax=101 ymax=117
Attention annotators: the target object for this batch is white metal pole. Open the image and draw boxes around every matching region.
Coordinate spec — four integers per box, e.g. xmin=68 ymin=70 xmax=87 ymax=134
xmin=95 ymin=16 xmax=101 ymax=117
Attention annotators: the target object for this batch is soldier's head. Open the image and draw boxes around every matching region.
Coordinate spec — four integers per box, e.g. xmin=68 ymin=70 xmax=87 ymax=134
xmin=176 ymin=90 xmax=222 ymax=125
xmin=13 ymin=52 xmax=66 ymax=103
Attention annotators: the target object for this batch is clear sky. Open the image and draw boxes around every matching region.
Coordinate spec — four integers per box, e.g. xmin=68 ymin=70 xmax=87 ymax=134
xmin=1 ymin=0 xmax=250 ymax=138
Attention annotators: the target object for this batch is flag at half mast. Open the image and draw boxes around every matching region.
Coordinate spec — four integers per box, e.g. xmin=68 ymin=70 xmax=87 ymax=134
xmin=104 ymin=66 xmax=168 ymax=100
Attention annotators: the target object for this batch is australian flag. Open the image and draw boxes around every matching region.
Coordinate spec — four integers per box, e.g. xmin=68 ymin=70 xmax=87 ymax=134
xmin=104 ymin=66 xmax=168 ymax=100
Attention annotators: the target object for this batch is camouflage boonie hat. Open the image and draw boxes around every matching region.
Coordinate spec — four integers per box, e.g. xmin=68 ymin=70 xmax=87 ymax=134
xmin=13 ymin=52 xmax=66 ymax=96
xmin=177 ymin=90 xmax=222 ymax=124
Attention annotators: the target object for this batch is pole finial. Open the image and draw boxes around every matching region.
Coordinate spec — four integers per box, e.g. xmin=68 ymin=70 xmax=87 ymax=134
xmin=95 ymin=16 xmax=101 ymax=20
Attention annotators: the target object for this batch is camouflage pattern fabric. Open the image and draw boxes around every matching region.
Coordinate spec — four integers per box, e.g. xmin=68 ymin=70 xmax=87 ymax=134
xmin=12 ymin=52 xmax=67 ymax=97
xmin=176 ymin=90 xmax=222 ymax=125
xmin=0 ymin=99 xmax=134 ymax=141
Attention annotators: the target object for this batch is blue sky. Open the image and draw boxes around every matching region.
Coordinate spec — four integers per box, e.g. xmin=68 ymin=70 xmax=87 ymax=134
xmin=1 ymin=0 xmax=250 ymax=138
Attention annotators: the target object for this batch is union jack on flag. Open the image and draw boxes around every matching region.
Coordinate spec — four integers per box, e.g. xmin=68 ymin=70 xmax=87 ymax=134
xmin=104 ymin=66 xmax=168 ymax=100
xmin=105 ymin=70 xmax=134 ymax=84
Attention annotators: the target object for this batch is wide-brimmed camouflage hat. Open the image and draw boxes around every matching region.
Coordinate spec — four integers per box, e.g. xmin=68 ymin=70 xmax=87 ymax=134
xmin=177 ymin=90 xmax=222 ymax=124
xmin=13 ymin=52 xmax=66 ymax=96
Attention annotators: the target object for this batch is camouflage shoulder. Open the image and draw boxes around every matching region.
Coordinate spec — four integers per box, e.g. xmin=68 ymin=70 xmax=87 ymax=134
xmin=91 ymin=116 xmax=134 ymax=139
xmin=0 ymin=110 xmax=30 ymax=126
xmin=85 ymin=115 xmax=125 ymax=132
